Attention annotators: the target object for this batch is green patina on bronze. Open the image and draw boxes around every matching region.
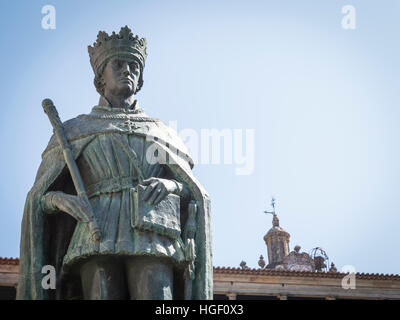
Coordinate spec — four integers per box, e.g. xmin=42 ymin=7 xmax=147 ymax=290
xmin=17 ymin=26 xmax=212 ymax=300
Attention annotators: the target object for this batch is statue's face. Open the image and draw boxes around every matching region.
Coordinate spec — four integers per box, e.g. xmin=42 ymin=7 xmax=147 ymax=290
xmin=102 ymin=57 xmax=141 ymax=98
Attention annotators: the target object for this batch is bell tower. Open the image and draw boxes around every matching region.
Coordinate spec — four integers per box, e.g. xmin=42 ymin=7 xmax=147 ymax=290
xmin=263 ymin=198 xmax=290 ymax=268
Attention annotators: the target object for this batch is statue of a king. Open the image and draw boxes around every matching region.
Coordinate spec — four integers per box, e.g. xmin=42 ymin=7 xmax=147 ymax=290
xmin=17 ymin=26 xmax=212 ymax=300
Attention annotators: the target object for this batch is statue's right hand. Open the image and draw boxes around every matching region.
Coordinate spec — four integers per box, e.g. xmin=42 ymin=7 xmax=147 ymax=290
xmin=50 ymin=192 xmax=93 ymax=223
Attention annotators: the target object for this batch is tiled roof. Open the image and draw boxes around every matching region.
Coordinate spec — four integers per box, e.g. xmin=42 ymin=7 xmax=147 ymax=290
xmin=2 ymin=258 xmax=399 ymax=281
xmin=214 ymin=266 xmax=400 ymax=281
xmin=0 ymin=257 xmax=19 ymax=266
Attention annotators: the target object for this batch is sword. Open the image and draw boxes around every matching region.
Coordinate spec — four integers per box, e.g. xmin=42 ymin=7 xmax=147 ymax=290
xmin=42 ymin=98 xmax=101 ymax=243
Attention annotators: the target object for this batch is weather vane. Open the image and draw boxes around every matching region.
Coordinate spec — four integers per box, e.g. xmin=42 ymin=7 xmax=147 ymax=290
xmin=264 ymin=196 xmax=276 ymax=215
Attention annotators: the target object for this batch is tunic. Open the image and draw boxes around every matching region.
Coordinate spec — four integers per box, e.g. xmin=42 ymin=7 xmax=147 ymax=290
xmin=18 ymin=100 xmax=213 ymax=300
xmin=62 ymin=114 xmax=186 ymax=268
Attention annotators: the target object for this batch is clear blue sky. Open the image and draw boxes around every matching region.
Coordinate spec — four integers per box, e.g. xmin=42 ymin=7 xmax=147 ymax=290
xmin=0 ymin=0 xmax=399 ymax=275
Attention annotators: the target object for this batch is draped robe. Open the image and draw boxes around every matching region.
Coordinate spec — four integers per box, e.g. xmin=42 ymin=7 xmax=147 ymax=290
xmin=17 ymin=102 xmax=212 ymax=300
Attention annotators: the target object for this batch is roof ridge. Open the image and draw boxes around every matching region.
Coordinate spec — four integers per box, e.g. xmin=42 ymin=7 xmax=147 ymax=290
xmin=1 ymin=259 xmax=399 ymax=280
xmin=0 ymin=257 xmax=20 ymax=265
xmin=213 ymin=266 xmax=400 ymax=280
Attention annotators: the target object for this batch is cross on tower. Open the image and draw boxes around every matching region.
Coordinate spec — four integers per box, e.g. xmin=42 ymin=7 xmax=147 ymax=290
xmin=264 ymin=196 xmax=276 ymax=215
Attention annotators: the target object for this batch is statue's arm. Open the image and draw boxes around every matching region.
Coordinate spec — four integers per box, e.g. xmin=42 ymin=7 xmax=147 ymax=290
xmin=141 ymin=163 xmax=192 ymax=204
xmin=161 ymin=164 xmax=191 ymax=199
xmin=40 ymin=191 xmax=61 ymax=214
xmin=171 ymin=179 xmax=191 ymax=200
xmin=39 ymin=190 xmax=93 ymax=223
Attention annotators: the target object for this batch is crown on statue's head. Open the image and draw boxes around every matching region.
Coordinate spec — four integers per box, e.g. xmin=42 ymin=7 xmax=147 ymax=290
xmin=88 ymin=26 xmax=147 ymax=77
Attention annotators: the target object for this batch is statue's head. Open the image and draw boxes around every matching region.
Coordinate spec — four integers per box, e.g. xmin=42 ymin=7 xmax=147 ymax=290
xmin=88 ymin=26 xmax=147 ymax=98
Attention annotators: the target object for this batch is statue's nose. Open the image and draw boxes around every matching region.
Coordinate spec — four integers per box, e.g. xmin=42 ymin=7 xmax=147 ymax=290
xmin=122 ymin=62 xmax=130 ymax=76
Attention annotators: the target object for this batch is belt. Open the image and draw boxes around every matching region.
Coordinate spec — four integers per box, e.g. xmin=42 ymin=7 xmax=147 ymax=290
xmin=86 ymin=176 xmax=138 ymax=198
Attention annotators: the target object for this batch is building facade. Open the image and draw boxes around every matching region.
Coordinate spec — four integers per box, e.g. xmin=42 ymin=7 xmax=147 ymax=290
xmin=2 ymin=210 xmax=399 ymax=300
xmin=1 ymin=257 xmax=400 ymax=300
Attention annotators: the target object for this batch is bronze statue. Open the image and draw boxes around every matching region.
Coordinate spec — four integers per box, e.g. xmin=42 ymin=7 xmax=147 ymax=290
xmin=17 ymin=26 xmax=212 ymax=300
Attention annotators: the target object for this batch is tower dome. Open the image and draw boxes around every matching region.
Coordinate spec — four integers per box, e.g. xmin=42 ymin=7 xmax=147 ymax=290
xmin=263 ymin=213 xmax=290 ymax=269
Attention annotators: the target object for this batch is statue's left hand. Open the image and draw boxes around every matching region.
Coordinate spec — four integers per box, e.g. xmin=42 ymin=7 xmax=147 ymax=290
xmin=141 ymin=177 xmax=178 ymax=205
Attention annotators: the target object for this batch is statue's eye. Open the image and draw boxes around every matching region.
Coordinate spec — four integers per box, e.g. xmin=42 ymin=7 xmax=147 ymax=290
xmin=129 ymin=62 xmax=138 ymax=70
xmin=113 ymin=60 xmax=122 ymax=68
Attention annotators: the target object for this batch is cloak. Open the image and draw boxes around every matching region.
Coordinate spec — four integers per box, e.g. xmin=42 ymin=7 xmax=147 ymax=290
xmin=17 ymin=104 xmax=212 ymax=300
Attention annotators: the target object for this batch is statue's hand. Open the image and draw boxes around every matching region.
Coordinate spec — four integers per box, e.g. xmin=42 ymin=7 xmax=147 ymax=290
xmin=50 ymin=192 xmax=93 ymax=223
xmin=141 ymin=177 xmax=178 ymax=205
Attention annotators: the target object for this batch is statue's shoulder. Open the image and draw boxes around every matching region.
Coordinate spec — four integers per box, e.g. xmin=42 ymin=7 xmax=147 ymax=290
xmin=63 ymin=115 xmax=86 ymax=129
xmin=62 ymin=115 xmax=90 ymax=137
xmin=153 ymin=119 xmax=185 ymax=146
xmin=42 ymin=113 xmax=97 ymax=157
xmin=151 ymin=119 xmax=194 ymax=169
